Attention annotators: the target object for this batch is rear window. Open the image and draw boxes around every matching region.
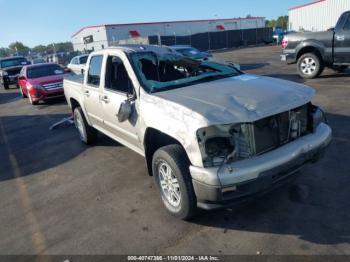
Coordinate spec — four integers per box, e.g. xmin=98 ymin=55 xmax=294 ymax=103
xmin=27 ymin=65 xmax=64 ymax=79
xmin=0 ymin=58 xmax=28 ymax=68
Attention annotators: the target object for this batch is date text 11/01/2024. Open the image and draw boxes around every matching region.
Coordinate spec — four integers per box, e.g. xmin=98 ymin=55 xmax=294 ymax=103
xmin=127 ymin=256 xmax=220 ymax=261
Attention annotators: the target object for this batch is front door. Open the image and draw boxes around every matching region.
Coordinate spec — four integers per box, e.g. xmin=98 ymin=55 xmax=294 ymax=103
xmin=101 ymin=55 xmax=142 ymax=153
xmin=334 ymin=13 xmax=350 ymax=64
xmin=83 ymin=55 xmax=104 ymax=128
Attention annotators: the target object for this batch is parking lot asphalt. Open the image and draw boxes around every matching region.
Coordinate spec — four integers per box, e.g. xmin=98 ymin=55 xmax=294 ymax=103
xmin=0 ymin=45 xmax=349 ymax=255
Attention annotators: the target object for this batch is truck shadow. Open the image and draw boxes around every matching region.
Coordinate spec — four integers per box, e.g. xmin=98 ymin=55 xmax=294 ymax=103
xmin=263 ymin=73 xmax=306 ymax=83
xmin=318 ymin=72 xmax=350 ymax=79
xmin=193 ymin=113 xmax=350 ymax=245
xmin=0 ymin=114 xmax=119 ymax=182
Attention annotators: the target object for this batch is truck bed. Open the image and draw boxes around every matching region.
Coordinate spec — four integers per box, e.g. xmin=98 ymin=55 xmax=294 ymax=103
xmin=64 ymin=74 xmax=84 ymax=84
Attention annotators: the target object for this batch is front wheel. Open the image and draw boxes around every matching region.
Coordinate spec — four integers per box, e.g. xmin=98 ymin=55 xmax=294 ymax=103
xmin=28 ymin=94 xmax=38 ymax=105
xmin=3 ymin=82 xmax=9 ymax=90
xmin=20 ymin=87 xmax=27 ymax=98
xmin=73 ymin=107 xmax=97 ymax=145
xmin=297 ymin=53 xmax=324 ymax=79
xmin=152 ymin=144 xmax=197 ymax=220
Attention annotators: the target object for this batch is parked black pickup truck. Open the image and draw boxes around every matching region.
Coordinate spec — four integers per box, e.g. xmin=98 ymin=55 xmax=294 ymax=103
xmin=0 ymin=56 xmax=30 ymax=89
xmin=281 ymin=11 xmax=350 ymax=79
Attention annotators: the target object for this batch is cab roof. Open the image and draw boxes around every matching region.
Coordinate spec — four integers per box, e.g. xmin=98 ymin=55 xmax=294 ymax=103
xmin=102 ymin=45 xmax=174 ymax=55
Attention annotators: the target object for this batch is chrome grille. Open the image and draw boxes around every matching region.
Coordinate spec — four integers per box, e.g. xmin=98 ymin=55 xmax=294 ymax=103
xmin=42 ymin=82 xmax=63 ymax=90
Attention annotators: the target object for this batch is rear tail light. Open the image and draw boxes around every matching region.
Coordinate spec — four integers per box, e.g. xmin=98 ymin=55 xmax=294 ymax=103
xmin=281 ymin=38 xmax=288 ymax=49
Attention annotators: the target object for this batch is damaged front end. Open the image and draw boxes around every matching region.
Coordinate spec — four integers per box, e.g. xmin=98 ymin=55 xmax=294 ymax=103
xmin=197 ymin=103 xmax=326 ymax=168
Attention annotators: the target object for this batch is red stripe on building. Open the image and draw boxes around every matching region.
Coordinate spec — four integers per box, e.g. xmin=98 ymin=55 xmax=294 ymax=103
xmin=288 ymin=0 xmax=326 ymax=11
xmin=71 ymin=16 xmax=265 ymax=37
xmin=129 ymin=31 xmax=140 ymax=37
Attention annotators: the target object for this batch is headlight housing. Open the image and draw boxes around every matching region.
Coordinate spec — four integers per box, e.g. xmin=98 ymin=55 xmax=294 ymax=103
xmin=27 ymin=84 xmax=43 ymax=90
xmin=0 ymin=71 xmax=8 ymax=77
xmin=197 ymin=124 xmax=238 ymax=167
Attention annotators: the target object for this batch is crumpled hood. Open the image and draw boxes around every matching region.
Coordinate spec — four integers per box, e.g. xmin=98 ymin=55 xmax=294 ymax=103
xmin=153 ymin=74 xmax=315 ymax=125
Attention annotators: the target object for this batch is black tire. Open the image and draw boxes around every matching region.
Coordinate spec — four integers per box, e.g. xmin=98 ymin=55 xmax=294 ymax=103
xmin=19 ymin=87 xmax=27 ymax=98
xmin=3 ymin=82 xmax=9 ymax=90
xmin=297 ymin=53 xmax=324 ymax=79
xmin=152 ymin=144 xmax=197 ymax=220
xmin=28 ymin=94 xmax=39 ymax=105
xmin=330 ymin=65 xmax=348 ymax=73
xmin=73 ymin=106 xmax=97 ymax=145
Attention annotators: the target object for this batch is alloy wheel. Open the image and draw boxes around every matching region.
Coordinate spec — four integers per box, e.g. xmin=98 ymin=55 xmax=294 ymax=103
xmin=158 ymin=161 xmax=181 ymax=208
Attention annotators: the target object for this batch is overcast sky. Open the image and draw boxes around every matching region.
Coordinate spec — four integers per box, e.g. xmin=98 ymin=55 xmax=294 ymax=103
xmin=0 ymin=0 xmax=308 ymax=48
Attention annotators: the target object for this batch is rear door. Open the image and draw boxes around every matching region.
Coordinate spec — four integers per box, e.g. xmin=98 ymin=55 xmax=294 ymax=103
xmin=100 ymin=52 xmax=142 ymax=153
xmin=83 ymin=55 xmax=105 ymax=129
xmin=334 ymin=13 xmax=350 ymax=63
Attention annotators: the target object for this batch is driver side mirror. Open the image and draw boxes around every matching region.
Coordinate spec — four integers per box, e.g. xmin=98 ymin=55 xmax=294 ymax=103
xmin=117 ymin=100 xmax=132 ymax=123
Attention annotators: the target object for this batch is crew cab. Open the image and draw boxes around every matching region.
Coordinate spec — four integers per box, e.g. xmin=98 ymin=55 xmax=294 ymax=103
xmin=18 ymin=63 xmax=67 ymax=105
xmin=0 ymin=56 xmax=31 ymax=89
xmin=64 ymin=45 xmax=332 ymax=220
xmin=281 ymin=11 xmax=350 ymax=79
xmin=68 ymin=54 xmax=89 ymax=75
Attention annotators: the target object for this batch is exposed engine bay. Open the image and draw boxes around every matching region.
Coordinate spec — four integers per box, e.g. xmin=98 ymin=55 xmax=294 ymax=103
xmin=197 ymin=103 xmax=324 ymax=167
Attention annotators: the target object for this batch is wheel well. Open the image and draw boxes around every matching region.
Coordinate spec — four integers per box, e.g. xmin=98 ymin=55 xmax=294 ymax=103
xmin=144 ymin=128 xmax=189 ymax=176
xmin=297 ymin=46 xmax=323 ymax=61
xmin=70 ymin=98 xmax=80 ymax=112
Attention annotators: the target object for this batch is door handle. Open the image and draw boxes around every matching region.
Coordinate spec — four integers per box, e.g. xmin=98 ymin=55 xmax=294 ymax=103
xmin=100 ymin=95 xmax=110 ymax=103
xmin=84 ymin=90 xmax=90 ymax=97
xmin=336 ymin=35 xmax=345 ymax=41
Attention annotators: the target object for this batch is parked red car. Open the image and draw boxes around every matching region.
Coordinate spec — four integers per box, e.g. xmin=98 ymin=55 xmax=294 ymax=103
xmin=18 ymin=63 xmax=67 ymax=105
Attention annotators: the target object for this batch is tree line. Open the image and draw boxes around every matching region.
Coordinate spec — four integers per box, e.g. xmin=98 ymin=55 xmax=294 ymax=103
xmin=265 ymin=16 xmax=289 ymax=30
xmin=0 ymin=41 xmax=73 ymax=58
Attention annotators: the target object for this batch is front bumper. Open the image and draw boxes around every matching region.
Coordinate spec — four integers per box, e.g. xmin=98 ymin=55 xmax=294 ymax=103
xmin=190 ymin=123 xmax=332 ymax=210
xmin=281 ymin=51 xmax=296 ymax=64
xmin=2 ymin=75 xmax=19 ymax=85
xmin=29 ymin=88 xmax=64 ymax=102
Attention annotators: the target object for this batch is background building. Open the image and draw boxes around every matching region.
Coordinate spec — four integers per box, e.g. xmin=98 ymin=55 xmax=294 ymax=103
xmin=289 ymin=0 xmax=350 ymax=32
xmin=71 ymin=17 xmax=266 ymax=52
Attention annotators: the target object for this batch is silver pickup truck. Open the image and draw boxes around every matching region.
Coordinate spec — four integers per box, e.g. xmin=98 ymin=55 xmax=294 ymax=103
xmin=64 ymin=45 xmax=332 ymax=220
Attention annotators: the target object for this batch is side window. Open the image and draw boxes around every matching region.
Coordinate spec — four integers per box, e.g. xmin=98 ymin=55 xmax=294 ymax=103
xmin=105 ymin=56 xmax=133 ymax=94
xmin=336 ymin=13 xmax=348 ymax=30
xmin=344 ymin=15 xmax=350 ymax=30
xmin=87 ymin=55 xmax=103 ymax=87
xmin=71 ymin=57 xmax=78 ymax=64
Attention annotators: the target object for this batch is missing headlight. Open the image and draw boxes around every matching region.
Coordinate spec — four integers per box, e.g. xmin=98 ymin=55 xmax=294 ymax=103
xmin=309 ymin=105 xmax=327 ymax=131
xmin=197 ymin=125 xmax=237 ymax=167
xmin=205 ymin=137 xmax=234 ymax=158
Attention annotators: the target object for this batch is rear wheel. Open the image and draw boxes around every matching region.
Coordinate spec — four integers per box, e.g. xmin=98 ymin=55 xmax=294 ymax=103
xmin=297 ymin=53 xmax=324 ymax=79
xmin=152 ymin=144 xmax=197 ymax=220
xmin=73 ymin=107 xmax=97 ymax=144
